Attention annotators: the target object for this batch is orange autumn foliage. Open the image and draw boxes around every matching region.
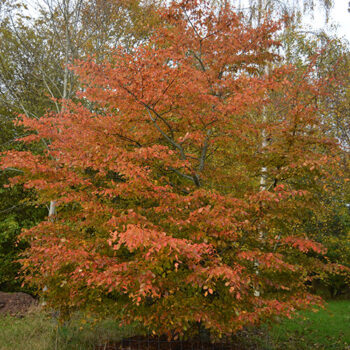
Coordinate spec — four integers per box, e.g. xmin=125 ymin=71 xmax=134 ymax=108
xmin=1 ymin=0 xmax=341 ymax=339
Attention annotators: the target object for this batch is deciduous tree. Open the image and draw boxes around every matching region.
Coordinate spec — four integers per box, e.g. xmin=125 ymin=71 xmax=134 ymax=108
xmin=1 ymin=0 xmax=343 ymax=338
xmin=0 ymin=0 xmax=160 ymax=290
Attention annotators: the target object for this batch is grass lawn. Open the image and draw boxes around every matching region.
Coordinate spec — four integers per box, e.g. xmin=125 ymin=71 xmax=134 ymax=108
xmin=266 ymin=300 xmax=350 ymax=350
xmin=0 ymin=300 xmax=349 ymax=349
xmin=0 ymin=309 xmax=141 ymax=350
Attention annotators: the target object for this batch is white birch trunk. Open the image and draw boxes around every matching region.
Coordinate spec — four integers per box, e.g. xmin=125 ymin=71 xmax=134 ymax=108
xmin=49 ymin=200 xmax=56 ymax=217
xmin=254 ymin=0 xmax=268 ymax=295
xmin=254 ymin=117 xmax=268 ymax=297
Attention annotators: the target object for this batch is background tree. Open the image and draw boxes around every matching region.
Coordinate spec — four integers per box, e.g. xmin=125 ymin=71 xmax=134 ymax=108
xmin=0 ymin=0 xmax=51 ymax=291
xmin=0 ymin=0 xmax=160 ymax=291
xmin=304 ymin=35 xmax=350 ymax=297
xmin=233 ymin=0 xmax=333 ymax=19
xmin=278 ymin=27 xmax=350 ymax=297
xmin=233 ymin=0 xmax=350 ymax=298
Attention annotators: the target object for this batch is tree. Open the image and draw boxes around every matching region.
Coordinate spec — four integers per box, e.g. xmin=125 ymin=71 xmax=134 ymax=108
xmin=274 ymin=27 xmax=350 ymax=297
xmin=232 ymin=0 xmax=333 ymax=21
xmin=237 ymin=0 xmax=349 ymax=298
xmin=0 ymin=0 xmax=161 ymax=121
xmin=0 ymin=0 xmax=160 ymax=291
xmin=1 ymin=0 xmax=342 ymax=339
xmin=298 ymin=35 xmax=350 ymax=297
xmin=0 ymin=0 xmax=51 ymax=290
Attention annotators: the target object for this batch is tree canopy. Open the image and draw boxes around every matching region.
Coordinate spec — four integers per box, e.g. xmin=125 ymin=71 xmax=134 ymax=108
xmin=2 ymin=0 xmax=347 ymax=338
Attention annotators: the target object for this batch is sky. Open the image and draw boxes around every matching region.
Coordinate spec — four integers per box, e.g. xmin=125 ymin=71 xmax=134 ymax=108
xmin=23 ymin=0 xmax=350 ymax=42
xmin=313 ymin=0 xmax=350 ymax=42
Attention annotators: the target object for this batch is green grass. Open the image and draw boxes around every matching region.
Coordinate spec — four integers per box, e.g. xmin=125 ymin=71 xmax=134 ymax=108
xmin=267 ymin=300 xmax=350 ymax=350
xmin=0 ymin=308 xmax=142 ymax=350
xmin=0 ymin=309 xmax=56 ymax=350
xmin=0 ymin=301 xmax=349 ymax=350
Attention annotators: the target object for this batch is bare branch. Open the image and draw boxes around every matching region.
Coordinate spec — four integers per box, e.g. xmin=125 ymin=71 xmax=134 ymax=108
xmin=198 ymin=130 xmax=211 ymax=172
xmin=2 ymin=167 xmax=24 ymax=173
xmin=146 ymin=109 xmax=186 ymax=160
xmin=112 ymin=133 xmax=143 ymax=147
xmin=168 ymin=166 xmax=194 ymax=182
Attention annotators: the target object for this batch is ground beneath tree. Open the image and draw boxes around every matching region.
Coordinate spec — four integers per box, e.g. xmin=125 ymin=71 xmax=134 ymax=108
xmin=0 ymin=291 xmax=37 ymax=316
xmin=95 ymin=336 xmax=254 ymax=350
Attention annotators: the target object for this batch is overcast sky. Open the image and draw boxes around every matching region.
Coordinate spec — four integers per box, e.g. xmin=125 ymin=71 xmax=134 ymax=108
xmin=314 ymin=0 xmax=350 ymax=42
xmin=24 ymin=0 xmax=350 ymax=42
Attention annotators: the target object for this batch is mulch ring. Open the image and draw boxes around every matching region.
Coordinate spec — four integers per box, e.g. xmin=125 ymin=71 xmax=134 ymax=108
xmin=95 ymin=336 xmax=247 ymax=350
xmin=0 ymin=291 xmax=38 ymax=316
